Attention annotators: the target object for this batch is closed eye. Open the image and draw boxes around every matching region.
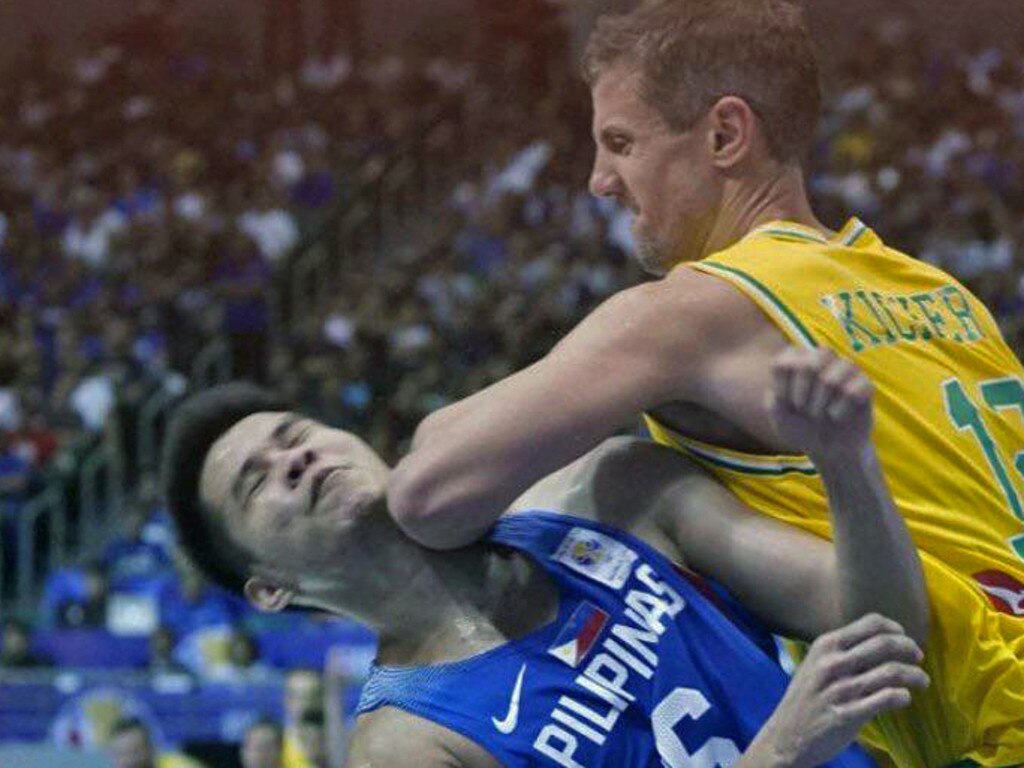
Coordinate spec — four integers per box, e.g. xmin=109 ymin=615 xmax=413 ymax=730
xmin=244 ymin=470 xmax=268 ymax=509
xmin=285 ymin=425 xmax=313 ymax=448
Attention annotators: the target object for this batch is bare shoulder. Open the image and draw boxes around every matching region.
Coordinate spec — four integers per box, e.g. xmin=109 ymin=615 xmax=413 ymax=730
xmin=557 ymin=269 xmax=780 ymax=394
xmin=662 ymin=265 xmax=784 ymax=341
xmin=510 ymin=436 xmax=714 ymax=548
xmin=346 ymin=707 xmax=502 ymax=768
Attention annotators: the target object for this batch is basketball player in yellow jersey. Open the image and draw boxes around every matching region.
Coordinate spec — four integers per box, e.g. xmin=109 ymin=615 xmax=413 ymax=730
xmin=385 ymin=1 xmax=1024 ymax=766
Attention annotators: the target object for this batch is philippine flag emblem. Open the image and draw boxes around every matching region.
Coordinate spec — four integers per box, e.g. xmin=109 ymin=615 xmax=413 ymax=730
xmin=548 ymin=602 xmax=610 ymax=667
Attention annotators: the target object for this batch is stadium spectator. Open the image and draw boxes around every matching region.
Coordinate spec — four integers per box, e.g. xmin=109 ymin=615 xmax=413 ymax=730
xmin=0 ymin=619 xmax=49 ymax=668
xmin=109 ymin=717 xmax=159 ymax=768
xmin=237 ymin=189 xmax=300 ymax=268
xmin=212 ymin=229 xmax=273 ymax=383
xmin=292 ymin=711 xmax=327 ymax=768
xmin=55 ymin=560 xmax=110 ymax=629
xmin=147 ymin=625 xmax=190 ymax=677
xmin=282 ymin=668 xmax=323 ymax=768
xmin=207 ymin=629 xmax=276 ymax=683
xmin=240 ymin=719 xmax=284 ymax=768
xmin=157 ymin=558 xmax=237 ymax=639
xmin=104 ymin=504 xmax=174 ymax=593
xmin=108 ymin=716 xmax=205 ymax=768
xmin=62 ymin=186 xmax=128 ymax=270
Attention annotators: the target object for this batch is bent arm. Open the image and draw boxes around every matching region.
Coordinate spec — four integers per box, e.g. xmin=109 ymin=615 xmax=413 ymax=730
xmin=387 ymin=279 xmax=707 ymax=549
xmin=664 ymin=349 xmax=928 ymax=645
xmin=657 ymin=443 xmax=927 ymax=645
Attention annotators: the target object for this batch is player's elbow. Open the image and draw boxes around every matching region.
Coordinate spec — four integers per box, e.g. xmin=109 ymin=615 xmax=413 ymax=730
xmin=388 ymin=458 xmax=446 ymax=545
xmin=387 ymin=456 xmax=478 ymax=550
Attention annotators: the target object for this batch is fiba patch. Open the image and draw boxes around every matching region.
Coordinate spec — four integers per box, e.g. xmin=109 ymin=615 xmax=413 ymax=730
xmin=974 ymin=569 xmax=1024 ymax=616
xmin=548 ymin=601 xmax=609 ymax=667
xmin=552 ymin=527 xmax=637 ymax=590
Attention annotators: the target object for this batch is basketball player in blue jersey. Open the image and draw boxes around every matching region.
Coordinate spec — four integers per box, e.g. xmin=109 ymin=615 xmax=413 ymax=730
xmin=163 ymin=353 xmax=927 ymax=767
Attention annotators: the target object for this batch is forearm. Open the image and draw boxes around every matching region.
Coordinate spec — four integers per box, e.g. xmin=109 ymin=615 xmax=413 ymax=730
xmin=391 ymin=389 xmax=625 ymax=548
xmin=390 ymin=359 xmax=651 ymax=549
xmin=814 ymin=445 xmax=929 ymax=645
xmin=734 ymin=732 xmax=796 ymax=768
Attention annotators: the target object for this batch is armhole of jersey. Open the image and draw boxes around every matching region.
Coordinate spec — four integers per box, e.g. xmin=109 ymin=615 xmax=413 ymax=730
xmin=352 ymin=704 xmax=505 ymax=768
xmin=690 ymin=261 xmax=818 ymax=349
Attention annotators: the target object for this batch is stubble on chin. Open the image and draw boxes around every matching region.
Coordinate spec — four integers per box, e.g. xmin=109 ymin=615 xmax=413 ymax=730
xmin=633 ymin=235 xmax=672 ymax=277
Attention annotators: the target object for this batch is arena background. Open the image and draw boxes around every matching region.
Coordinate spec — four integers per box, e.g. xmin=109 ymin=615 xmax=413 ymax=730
xmin=1 ymin=0 xmax=1023 ymax=766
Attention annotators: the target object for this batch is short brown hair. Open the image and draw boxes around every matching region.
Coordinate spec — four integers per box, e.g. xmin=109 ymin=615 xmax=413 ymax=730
xmin=581 ymin=0 xmax=821 ymax=162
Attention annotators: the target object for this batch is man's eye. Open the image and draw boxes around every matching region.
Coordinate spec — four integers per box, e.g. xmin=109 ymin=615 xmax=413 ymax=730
xmin=608 ymin=137 xmax=630 ymax=154
xmin=287 ymin=426 xmax=312 ymax=448
xmin=247 ymin=473 xmax=267 ymax=505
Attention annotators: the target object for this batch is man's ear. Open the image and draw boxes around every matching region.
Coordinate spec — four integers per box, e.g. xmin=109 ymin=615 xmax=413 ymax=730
xmin=707 ymin=95 xmax=758 ymax=169
xmin=244 ymin=576 xmax=295 ymax=612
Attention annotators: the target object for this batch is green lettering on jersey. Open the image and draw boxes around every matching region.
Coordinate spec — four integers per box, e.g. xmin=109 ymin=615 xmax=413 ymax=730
xmin=820 ymin=285 xmax=986 ymax=351
xmin=941 ymin=286 xmax=984 ymax=342
xmin=897 ymin=296 xmax=932 ymax=340
xmin=821 ymin=292 xmax=881 ymax=352
xmin=911 ymin=293 xmax=948 ymax=340
xmin=856 ymin=291 xmax=896 ymax=343
xmin=876 ymin=292 xmax=917 ymax=342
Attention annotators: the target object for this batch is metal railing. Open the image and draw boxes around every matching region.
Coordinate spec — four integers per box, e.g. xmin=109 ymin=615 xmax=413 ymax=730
xmin=10 ymin=423 xmax=129 ymax=616
xmin=1 ymin=98 xmax=468 ymax=619
xmin=190 ymin=337 xmax=232 ymax=390
xmin=15 ymin=487 xmax=67 ymax=616
xmin=2 ymin=338 xmax=233 ymax=617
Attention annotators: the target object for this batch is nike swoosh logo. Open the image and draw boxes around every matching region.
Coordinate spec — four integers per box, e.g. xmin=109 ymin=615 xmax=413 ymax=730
xmin=492 ymin=663 xmax=527 ymax=735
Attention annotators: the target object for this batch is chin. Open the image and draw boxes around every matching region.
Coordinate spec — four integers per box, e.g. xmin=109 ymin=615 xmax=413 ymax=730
xmin=335 ymin=485 xmax=386 ymax=526
xmin=633 ymin=237 xmax=673 ymax=277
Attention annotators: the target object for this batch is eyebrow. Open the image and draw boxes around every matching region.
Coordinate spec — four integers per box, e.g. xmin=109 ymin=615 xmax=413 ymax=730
xmin=230 ymin=414 xmax=300 ymax=507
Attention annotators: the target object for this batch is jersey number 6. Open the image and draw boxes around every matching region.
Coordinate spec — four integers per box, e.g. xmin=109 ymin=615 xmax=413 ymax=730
xmin=652 ymin=687 xmax=740 ymax=768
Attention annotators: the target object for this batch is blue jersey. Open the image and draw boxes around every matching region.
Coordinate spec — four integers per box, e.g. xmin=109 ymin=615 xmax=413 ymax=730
xmin=357 ymin=511 xmax=876 ymax=768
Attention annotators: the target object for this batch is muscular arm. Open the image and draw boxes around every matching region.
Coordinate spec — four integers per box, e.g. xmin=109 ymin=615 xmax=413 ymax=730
xmin=389 ymin=270 xmax=784 ymax=549
xmin=517 ymin=347 xmax=927 ymax=646
xmin=539 ymin=434 xmax=926 ymax=646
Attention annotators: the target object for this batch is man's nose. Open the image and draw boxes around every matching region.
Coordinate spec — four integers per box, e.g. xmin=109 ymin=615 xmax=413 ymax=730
xmin=589 ymin=164 xmax=621 ymax=199
xmin=285 ymin=449 xmax=316 ymax=488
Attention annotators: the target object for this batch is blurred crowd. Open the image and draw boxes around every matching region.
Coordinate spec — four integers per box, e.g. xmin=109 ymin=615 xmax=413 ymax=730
xmin=0 ymin=18 xmax=467 ymax=504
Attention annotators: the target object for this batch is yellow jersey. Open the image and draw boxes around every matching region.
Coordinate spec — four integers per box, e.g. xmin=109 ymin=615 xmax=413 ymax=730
xmin=283 ymin=731 xmax=313 ymax=768
xmin=646 ymin=218 xmax=1024 ymax=768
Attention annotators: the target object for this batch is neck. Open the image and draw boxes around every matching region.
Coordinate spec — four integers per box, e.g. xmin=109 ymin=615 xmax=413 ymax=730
xmin=701 ymin=163 xmax=830 ymax=259
xmin=302 ymin=508 xmax=527 ymax=664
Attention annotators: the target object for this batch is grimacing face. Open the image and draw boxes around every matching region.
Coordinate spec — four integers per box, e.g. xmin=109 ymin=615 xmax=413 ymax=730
xmin=198 ymin=412 xmax=390 ymax=591
xmin=589 ymin=65 xmax=723 ymax=275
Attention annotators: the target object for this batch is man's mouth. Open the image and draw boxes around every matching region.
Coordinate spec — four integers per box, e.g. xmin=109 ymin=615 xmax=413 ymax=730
xmin=310 ymin=467 xmax=340 ymax=509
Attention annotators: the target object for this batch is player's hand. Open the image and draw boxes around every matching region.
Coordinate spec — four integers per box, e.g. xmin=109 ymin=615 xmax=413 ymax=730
xmin=751 ymin=614 xmax=928 ymax=768
xmin=769 ymin=347 xmax=874 ymax=463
